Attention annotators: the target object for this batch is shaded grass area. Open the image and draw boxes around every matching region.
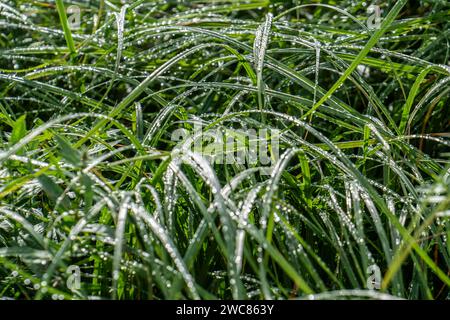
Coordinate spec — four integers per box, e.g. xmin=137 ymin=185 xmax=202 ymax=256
xmin=0 ymin=0 xmax=449 ymax=299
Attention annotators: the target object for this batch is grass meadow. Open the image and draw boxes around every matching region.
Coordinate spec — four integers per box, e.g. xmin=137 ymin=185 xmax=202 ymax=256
xmin=0 ymin=0 xmax=449 ymax=300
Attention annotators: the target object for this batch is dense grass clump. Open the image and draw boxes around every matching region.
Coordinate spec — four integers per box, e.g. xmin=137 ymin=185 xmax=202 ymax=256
xmin=0 ymin=0 xmax=449 ymax=300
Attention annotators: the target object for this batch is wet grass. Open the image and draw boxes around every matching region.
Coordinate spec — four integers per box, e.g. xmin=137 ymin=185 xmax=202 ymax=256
xmin=0 ymin=0 xmax=449 ymax=300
